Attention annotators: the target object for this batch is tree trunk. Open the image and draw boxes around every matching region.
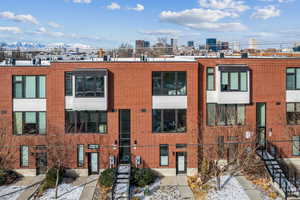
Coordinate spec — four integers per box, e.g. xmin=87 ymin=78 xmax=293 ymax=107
xmin=55 ymin=168 xmax=59 ymax=199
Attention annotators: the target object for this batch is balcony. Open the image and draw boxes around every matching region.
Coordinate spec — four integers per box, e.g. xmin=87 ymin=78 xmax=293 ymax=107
xmin=206 ymin=65 xmax=250 ymax=104
xmin=65 ymin=69 xmax=108 ymax=111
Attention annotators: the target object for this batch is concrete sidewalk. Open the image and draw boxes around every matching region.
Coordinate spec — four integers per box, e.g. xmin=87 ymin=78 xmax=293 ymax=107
xmin=161 ymin=175 xmax=194 ymax=200
xmin=79 ymin=175 xmax=99 ymax=200
xmin=235 ymin=175 xmax=265 ymax=200
xmin=16 ymin=175 xmax=45 ymax=200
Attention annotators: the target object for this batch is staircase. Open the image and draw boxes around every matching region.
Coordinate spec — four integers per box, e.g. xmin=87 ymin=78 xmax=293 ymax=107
xmin=257 ymin=145 xmax=300 ymax=199
xmin=112 ymin=164 xmax=131 ymax=200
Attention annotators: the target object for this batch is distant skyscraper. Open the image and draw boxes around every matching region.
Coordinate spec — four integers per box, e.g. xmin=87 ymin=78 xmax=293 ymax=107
xmin=144 ymin=41 xmax=150 ymax=48
xmin=206 ymin=38 xmax=217 ymax=52
xmin=171 ymin=38 xmax=178 ymax=53
xmin=221 ymin=42 xmax=229 ymax=50
xmin=187 ymin=41 xmax=194 ymax=48
xmin=248 ymin=38 xmax=257 ymax=49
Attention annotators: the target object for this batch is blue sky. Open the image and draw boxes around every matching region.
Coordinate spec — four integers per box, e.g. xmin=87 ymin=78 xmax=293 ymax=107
xmin=0 ymin=0 xmax=299 ymax=48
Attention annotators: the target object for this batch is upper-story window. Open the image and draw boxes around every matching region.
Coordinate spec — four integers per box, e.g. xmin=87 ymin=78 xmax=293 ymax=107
xmin=152 ymin=72 xmax=186 ymax=96
xmin=13 ymin=76 xmax=46 ymax=98
xmin=207 ymin=104 xmax=245 ymax=126
xmin=207 ymin=67 xmax=215 ymax=91
xmin=65 ymin=72 xmax=73 ymax=96
xmin=221 ymin=71 xmax=247 ymax=92
xmin=286 ymin=68 xmax=300 ymax=90
xmin=14 ymin=111 xmax=46 ymax=135
xmin=75 ymin=74 xmax=104 ymax=97
xmin=65 ymin=110 xmax=107 ymax=133
xmin=152 ymin=109 xmax=186 ymax=133
xmin=287 ymin=103 xmax=300 ymax=125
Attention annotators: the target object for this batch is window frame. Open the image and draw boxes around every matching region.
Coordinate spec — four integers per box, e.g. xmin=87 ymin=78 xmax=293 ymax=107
xmin=13 ymin=111 xmax=47 ymax=135
xmin=206 ymin=67 xmax=215 ymax=91
xmin=286 ymin=102 xmax=300 ymax=125
xmin=152 ymin=71 xmax=187 ymax=96
xmin=77 ymin=144 xmax=84 ymax=167
xmin=220 ymin=71 xmax=248 ymax=92
xmin=159 ymin=144 xmax=169 ymax=166
xmin=20 ymin=145 xmax=29 ymax=167
xmin=65 ymin=72 xmax=73 ymax=96
xmin=206 ymin=104 xmax=246 ymax=126
xmin=286 ymin=68 xmax=300 ymax=90
xmin=292 ymin=136 xmax=300 ymax=156
xmin=152 ymin=109 xmax=187 ymax=133
xmin=65 ymin=110 xmax=108 ymax=134
xmin=74 ymin=74 xmax=105 ymax=98
xmin=13 ymin=75 xmax=46 ymax=99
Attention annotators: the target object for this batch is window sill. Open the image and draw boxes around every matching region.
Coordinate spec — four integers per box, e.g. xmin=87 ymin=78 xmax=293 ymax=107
xmin=14 ymin=134 xmax=46 ymax=136
xmin=153 ymin=132 xmax=186 ymax=134
xmin=13 ymin=98 xmax=47 ymax=99
xmin=66 ymin=132 xmax=107 ymax=134
xmin=152 ymin=95 xmax=187 ymax=97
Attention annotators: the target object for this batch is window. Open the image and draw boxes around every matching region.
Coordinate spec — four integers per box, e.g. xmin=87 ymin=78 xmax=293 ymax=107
xmin=65 ymin=111 xmax=107 ymax=133
xmin=287 ymin=103 xmax=300 ymax=125
xmin=207 ymin=68 xmax=215 ymax=90
xmin=152 ymin=109 xmax=186 ymax=133
xmin=293 ymin=136 xmax=300 ymax=156
xmin=88 ymin=144 xmax=100 ymax=149
xmin=77 ymin=145 xmax=84 ymax=167
xmin=13 ymin=76 xmax=46 ymax=98
xmin=176 ymin=144 xmax=187 ymax=149
xmin=14 ymin=112 xmax=46 ymax=135
xmin=286 ymin=68 xmax=300 ymax=90
xmin=221 ymin=71 xmax=247 ymax=92
xmin=65 ymin=72 xmax=73 ymax=96
xmin=152 ymin=72 xmax=187 ymax=96
xmin=20 ymin=146 xmax=29 ymax=167
xmin=207 ymin=104 xmax=245 ymax=126
xmin=160 ymin=144 xmax=168 ymax=166
xmin=75 ymin=74 xmax=104 ymax=97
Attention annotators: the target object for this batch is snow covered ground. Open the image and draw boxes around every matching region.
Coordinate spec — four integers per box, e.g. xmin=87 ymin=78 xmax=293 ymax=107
xmin=37 ymin=183 xmax=84 ymax=200
xmin=207 ymin=176 xmax=250 ymax=200
xmin=132 ymin=179 xmax=162 ymax=200
xmin=0 ymin=185 xmax=25 ymax=200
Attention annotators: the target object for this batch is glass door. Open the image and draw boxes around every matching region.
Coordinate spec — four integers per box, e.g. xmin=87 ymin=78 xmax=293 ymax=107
xmin=256 ymin=103 xmax=266 ymax=148
xmin=119 ymin=110 xmax=131 ymax=164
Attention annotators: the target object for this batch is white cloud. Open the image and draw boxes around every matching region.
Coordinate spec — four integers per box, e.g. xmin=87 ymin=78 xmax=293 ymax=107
xmin=251 ymin=5 xmax=280 ymax=19
xmin=139 ymin=29 xmax=181 ymax=36
xmin=130 ymin=4 xmax=145 ymax=11
xmin=35 ymin=27 xmax=65 ymax=37
xmin=0 ymin=11 xmax=39 ymax=24
xmin=72 ymin=0 xmax=92 ymax=4
xmin=199 ymin=0 xmax=249 ymax=12
xmin=160 ymin=8 xmax=246 ymax=32
xmin=0 ymin=26 xmax=22 ymax=34
xmin=260 ymin=0 xmax=294 ymax=3
xmin=107 ymin=2 xmax=121 ymax=10
xmin=48 ymin=22 xmax=61 ymax=28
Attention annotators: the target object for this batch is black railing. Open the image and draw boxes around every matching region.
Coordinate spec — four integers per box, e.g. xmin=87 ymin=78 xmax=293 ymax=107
xmin=258 ymin=141 xmax=300 ymax=199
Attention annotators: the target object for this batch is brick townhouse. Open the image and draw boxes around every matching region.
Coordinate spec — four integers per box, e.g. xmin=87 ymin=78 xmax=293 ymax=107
xmin=1 ymin=57 xmax=300 ymax=177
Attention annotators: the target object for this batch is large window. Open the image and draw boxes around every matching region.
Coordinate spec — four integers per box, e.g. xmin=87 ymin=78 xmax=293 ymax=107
xmin=292 ymin=136 xmax=300 ymax=156
xmin=65 ymin=72 xmax=73 ymax=96
xmin=65 ymin=111 xmax=107 ymax=133
xmin=20 ymin=146 xmax=29 ymax=167
xmin=152 ymin=109 xmax=186 ymax=133
xmin=77 ymin=144 xmax=84 ymax=167
xmin=286 ymin=68 xmax=300 ymax=90
xmin=13 ymin=76 xmax=46 ymax=98
xmin=207 ymin=67 xmax=215 ymax=91
xmin=160 ymin=144 xmax=169 ymax=166
xmin=287 ymin=103 xmax=300 ymax=125
xmin=207 ymin=104 xmax=245 ymax=126
xmin=14 ymin=112 xmax=46 ymax=135
xmin=152 ymin=72 xmax=187 ymax=96
xmin=75 ymin=74 xmax=104 ymax=97
xmin=221 ymin=71 xmax=247 ymax=92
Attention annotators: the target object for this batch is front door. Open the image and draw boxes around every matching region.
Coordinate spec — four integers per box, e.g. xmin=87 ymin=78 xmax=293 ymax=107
xmin=176 ymin=152 xmax=187 ymax=174
xmin=36 ymin=153 xmax=47 ymax=175
xmin=119 ymin=110 xmax=131 ymax=164
xmin=256 ymin=103 xmax=266 ymax=148
xmin=88 ymin=152 xmax=99 ymax=175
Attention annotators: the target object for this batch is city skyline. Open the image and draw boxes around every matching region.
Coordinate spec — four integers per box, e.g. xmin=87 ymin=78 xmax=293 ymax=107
xmin=0 ymin=0 xmax=300 ymax=48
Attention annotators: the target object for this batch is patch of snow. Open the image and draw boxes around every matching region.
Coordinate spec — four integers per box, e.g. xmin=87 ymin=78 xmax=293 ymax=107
xmin=207 ymin=176 xmax=250 ymax=200
xmin=37 ymin=183 xmax=84 ymax=200
xmin=0 ymin=186 xmax=25 ymax=200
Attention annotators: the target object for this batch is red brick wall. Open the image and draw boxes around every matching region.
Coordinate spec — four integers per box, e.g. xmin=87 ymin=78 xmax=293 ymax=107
xmin=0 ymin=62 xmax=199 ymax=170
